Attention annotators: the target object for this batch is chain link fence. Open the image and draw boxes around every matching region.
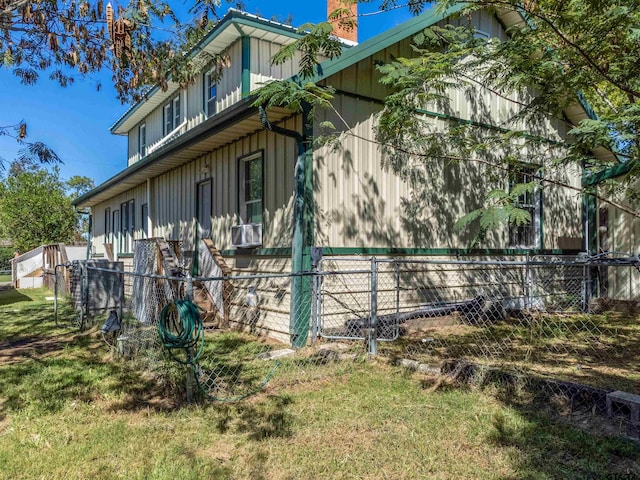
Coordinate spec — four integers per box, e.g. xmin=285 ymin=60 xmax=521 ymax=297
xmin=54 ymin=246 xmax=640 ymax=435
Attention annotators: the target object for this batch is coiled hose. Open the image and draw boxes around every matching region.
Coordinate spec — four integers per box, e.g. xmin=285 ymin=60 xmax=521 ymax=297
xmin=157 ymin=299 xmax=279 ymax=402
xmin=158 ymin=300 xmax=205 ymax=365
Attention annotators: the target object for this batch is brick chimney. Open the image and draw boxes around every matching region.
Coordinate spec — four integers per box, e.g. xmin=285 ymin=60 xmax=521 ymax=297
xmin=328 ymin=0 xmax=358 ymax=43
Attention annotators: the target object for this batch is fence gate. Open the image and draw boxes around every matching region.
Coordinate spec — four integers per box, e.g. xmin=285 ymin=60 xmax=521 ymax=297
xmin=315 ymin=257 xmax=400 ymax=343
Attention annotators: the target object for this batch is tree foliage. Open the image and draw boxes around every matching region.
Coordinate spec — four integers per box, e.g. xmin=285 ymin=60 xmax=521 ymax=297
xmin=253 ymin=0 xmax=640 ymax=242
xmin=1 ymin=0 xmax=246 ymax=103
xmin=0 ymin=164 xmax=78 ymax=252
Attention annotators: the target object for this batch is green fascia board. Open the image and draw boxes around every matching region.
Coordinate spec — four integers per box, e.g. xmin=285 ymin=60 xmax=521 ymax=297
xmin=576 ymin=92 xmax=598 ymax=121
xmin=241 ymin=35 xmax=251 ymax=97
xmin=311 ymin=3 xmax=466 ymax=83
xmin=218 ymin=246 xmax=581 ymax=257
xmin=583 ymin=160 xmax=636 ymax=187
xmin=75 ymin=98 xmax=256 ymax=207
xmin=110 ymin=10 xmax=303 ymax=134
xmin=319 ymin=247 xmax=581 ymax=256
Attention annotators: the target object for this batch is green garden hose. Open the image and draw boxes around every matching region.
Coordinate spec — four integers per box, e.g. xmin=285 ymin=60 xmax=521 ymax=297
xmin=158 ymin=299 xmax=280 ymax=402
xmin=158 ymin=300 xmax=205 ymax=365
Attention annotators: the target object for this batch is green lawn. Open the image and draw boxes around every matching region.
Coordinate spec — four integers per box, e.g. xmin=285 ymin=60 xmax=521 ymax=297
xmin=0 ymin=274 xmax=11 ymax=282
xmin=1 ymin=288 xmax=639 ymax=479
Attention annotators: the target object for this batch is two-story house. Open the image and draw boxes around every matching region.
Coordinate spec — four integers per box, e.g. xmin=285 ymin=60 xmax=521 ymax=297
xmin=74 ymin=3 xmax=610 ymax=344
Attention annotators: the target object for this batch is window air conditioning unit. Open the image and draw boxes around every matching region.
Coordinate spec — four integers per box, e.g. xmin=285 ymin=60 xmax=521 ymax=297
xmin=231 ymin=223 xmax=262 ymax=249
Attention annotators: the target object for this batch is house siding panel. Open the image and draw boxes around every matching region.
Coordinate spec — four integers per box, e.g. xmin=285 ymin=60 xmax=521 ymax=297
xmin=315 ymin=104 xmax=580 ymax=250
xmin=217 ymin=39 xmax=243 ymax=112
xmin=126 ymin=40 xmax=244 ymax=166
xmin=249 ymin=37 xmax=303 ymax=90
xmin=92 ymin=183 xmax=147 ymax=257
xmin=101 ymin=115 xmax=301 ymax=256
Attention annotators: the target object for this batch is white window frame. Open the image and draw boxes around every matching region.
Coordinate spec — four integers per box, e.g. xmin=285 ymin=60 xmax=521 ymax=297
xmin=238 ymin=152 xmax=264 ymax=225
xmin=508 ymin=164 xmax=541 ymax=249
xmin=205 ymin=71 xmax=217 ymax=118
xmin=138 ymin=123 xmax=146 ymax=157
xmin=163 ymin=93 xmax=182 ymax=136
xmin=120 ymin=199 xmax=135 ymax=253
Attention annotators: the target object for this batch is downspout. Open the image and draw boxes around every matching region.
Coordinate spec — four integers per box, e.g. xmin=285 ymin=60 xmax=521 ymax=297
xmin=259 ymin=106 xmax=311 ymax=348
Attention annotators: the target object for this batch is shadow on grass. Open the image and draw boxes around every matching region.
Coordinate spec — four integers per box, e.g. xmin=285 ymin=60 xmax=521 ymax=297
xmin=487 ymin=405 xmax=640 ymax=479
xmin=213 ymin=394 xmax=294 ymax=441
xmin=423 ymin=367 xmax=640 ymax=479
xmin=0 ymin=288 xmax=32 ymax=306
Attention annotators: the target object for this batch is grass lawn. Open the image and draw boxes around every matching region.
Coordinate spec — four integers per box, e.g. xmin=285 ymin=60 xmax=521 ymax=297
xmin=379 ymin=310 xmax=640 ymax=394
xmin=0 ymin=274 xmax=11 ymax=283
xmin=1 ymin=288 xmax=639 ymax=479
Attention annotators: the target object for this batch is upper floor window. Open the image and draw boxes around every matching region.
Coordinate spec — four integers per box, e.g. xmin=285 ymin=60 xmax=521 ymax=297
xmin=508 ymin=164 xmax=540 ymax=248
xmin=205 ymin=71 xmax=217 ymax=118
xmin=138 ymin=123 xmax=146 ymax=157
xmin=163 ymin=94 xmax=182 ymax=136
xmin=239 ymin=152 xmax=263 ymax=225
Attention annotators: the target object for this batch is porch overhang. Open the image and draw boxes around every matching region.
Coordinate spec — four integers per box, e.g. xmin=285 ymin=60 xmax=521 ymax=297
xmin=74 ymin=98 xmax=293 ymax=208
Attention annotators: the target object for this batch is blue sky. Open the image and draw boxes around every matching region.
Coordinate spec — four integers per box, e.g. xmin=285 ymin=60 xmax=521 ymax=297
xmin=0 ymin=1 xmax=415 ymax=186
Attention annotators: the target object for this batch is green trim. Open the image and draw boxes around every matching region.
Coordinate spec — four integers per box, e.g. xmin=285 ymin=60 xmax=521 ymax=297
xmin=586 ymin=194 xmax=597 ymax=255
xmin=577 ymin=92 xmax=598 ymax=121
xmin=220 ymin=247 xmax=292 ymax=257
xmin=583 ymin=160 xmax=636 ymax=186
xmin=318 ymin=247 xmax=581 ymax=256
xmin=117 ymin=253 xmax=135 ymax=259
xmin=241 ymin=35 xmax=251 ymax=98
xmin=202 ymin=71 xmax=206 ymax=115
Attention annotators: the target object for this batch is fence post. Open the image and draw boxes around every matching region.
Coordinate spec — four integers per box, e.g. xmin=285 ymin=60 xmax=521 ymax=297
xmin=525 ymin=252 xmax=532 ymax=310
xmin=367 ymin=257 xmax=378 ymax=356
xmin=581 ymin=264 xmax=591 ymax=312
xmin=54 ymin=264 xmax=59 ymax=326
xmin=80 ymin=263 xmax=88 ymax=331
xmin=395 ymin=260 xmax=400 ymax=335
xmin=309 ymin=248 xmax=323 ymax=346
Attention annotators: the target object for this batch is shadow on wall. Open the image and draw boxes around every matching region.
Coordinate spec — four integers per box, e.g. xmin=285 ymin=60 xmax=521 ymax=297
xmin=313 ymin=83 xmax=582 ymax=250
xmin=315 ymin=142 xmax=503 ymax=249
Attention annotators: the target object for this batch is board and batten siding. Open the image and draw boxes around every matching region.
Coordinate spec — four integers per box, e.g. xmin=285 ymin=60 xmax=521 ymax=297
xmin=313 ymin=8 xmax=582 ymax=250
xmin=249 ymin=37 xmax=303 ymax=91
xmin=126 ymin=39 xmax=244 ymax=166
xmin=596 ymin=179 xmax=640 ymax=299
xmin=92 ymin=183 xmax=148 ymax=258
xmin=152 ymin=115 xmax=299 ymax=250
xmin=95 ymin=114 xmax=301 ymax=258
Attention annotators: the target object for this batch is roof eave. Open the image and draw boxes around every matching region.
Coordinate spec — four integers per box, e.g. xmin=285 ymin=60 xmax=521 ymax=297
xmin=76 ymin=97 xmax=258 ymax=208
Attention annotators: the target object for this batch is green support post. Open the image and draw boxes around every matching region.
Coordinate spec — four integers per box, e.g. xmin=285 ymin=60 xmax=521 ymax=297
xmin=258 ymin=106 xmax=312 ymax=348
